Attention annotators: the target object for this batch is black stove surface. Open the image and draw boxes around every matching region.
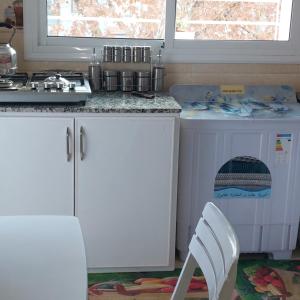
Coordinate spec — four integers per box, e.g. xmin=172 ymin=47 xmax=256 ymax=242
xmin=0 ymin=71 xmax=91 ymax=103
xmin=0 ymin=73 xmax=29 ymax=86
xmin=31 ymin=72 xmax=85 ymax=85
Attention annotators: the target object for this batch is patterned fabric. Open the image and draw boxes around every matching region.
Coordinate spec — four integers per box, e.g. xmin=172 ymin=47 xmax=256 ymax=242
xmin=87 ymin=260 xmax=300 ymax=299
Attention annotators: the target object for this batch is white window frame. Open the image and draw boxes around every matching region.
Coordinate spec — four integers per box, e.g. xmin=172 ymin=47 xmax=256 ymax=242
xmin=24 ymin=0 xmax=300 ymax=63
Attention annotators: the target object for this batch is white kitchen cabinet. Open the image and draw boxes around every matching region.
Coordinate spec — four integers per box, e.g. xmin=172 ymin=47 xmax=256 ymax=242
xmin=75 ymin=117 xmax=178 ymax=270
xmin=0 ymin=117 xmax=74 ymax=216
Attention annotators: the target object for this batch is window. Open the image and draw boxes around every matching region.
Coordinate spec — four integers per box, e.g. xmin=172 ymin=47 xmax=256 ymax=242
xmin=175 ymin=0 xmax=292 ymax=41
xmin=24 ymin=0 xmax=300 ymax=62
xmin=47 ymin=0 xmax=165 ymax=39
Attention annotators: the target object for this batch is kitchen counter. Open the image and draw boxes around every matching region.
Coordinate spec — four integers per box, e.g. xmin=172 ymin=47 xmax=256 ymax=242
xmin=0 ymin=92 xmax=181 ymax=114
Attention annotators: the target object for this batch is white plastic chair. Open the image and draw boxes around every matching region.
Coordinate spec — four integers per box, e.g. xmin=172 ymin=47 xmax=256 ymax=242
xmin=0 ymin=215 xmax=87 ymax=300
xmin=171 ymin=202 xmax=240 ymax=300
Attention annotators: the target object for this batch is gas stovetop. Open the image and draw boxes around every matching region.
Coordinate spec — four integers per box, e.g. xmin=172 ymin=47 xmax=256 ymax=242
xmin=0 ymin=72 xmax=91 ymax=103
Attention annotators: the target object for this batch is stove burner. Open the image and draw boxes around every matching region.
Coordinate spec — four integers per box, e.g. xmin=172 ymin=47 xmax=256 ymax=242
xmin=32 ymin=72 xmax=85 ymax=86
xmin=0 ymin=73 xmax=28 ymax=86
xmin=44 ymin=73 xmax=70 ymax=85
xmin=0 ymin=79 xmax=13 ymax=88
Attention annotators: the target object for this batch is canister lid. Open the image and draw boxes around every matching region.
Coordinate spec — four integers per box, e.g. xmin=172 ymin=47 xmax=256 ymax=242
xmin=120 ymin=70 xmax=134 ymax=76
xmin=135 ymin=71 xmax=150 ymax=77
xmin=104 ymin=70 xmax=118 ymax=76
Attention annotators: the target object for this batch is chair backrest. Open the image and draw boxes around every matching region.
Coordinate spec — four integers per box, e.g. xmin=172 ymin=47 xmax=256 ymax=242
xmin=190 ymin=202 xmax=239 ymax=299
xmin=0 ymin=215 xmax=87 ymax=300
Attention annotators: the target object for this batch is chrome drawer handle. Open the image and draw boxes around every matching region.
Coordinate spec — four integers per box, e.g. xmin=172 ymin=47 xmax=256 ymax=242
xmin=66 ymin=127 xmax=71 ymax=162
xmin=80 ymin=126 xmax=85 ymax=161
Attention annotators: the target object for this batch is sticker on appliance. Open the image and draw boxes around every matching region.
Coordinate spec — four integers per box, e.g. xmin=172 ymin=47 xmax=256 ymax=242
xmin=275 ymin=133 xmax=292 ymax=164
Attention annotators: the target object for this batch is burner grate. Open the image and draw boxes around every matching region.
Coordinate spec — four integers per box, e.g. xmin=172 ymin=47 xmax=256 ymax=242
xmin=31 ymin=72 xmax=85 ymax=85
xmin=0 ymin=73 xmax=29 ymax=86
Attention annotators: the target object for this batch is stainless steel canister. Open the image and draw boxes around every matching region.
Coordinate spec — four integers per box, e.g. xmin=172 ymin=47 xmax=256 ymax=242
xmin=104 ymin=70 xmax=119 ymax=91
xmin=136 ymin=71 xmax=150 ymax=92
xmin=103 ymin=45 xmax=112 ymax=62
xmin=88 ymin=64 xmax=102 ymax=92
xmin=122 ymin=46 xmax=131 ymax=63
xmin=113 ymin=46 xmax=122 ymax=63
xmin=133 ymin=46 xmax=142 ymax=63
xmin=142 ymin=46 xmax=151 ymax=63
xmin=152 ymin=66 xmax=165 ymax=92
xmin=120 ymin=71 xmax=134 ymax=92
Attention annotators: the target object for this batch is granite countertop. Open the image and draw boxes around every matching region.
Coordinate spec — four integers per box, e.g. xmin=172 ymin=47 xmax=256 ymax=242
xmin=0 ymin=92 xmax=181 ymax=114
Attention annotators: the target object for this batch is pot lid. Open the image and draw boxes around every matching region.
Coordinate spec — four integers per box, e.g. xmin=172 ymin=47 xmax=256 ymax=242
xmin=44 ymin=73 xmax=70 ymax=85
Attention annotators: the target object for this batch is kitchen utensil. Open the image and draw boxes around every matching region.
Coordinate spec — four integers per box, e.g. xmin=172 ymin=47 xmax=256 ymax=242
xmin=0 ymin=22 xmax=17 ymax=75
xmin=133 ymin=46 xmax=142 ymax=63
xmin=152 ymin=49 xmax=165 ymax=91
xmin=120 ymin=70 xmax=134 ymax=92
xmin=142 ymin=46 xmax=151 ymax=63
xmin=136 ymin=71 xmax=150 ymax=92
xmin=131 ymin=91 xmax=155 ymax=99
xmin=103 ymin=46 xmax=112 ymax=62
xmin=88 ymin=48 xmax=102 ymax=92
xmin=152 ymin=66 xmax=165 ymax=92
xmin=104 ymin=70 xmax=119 ymax=91
xmin=113 ymin=46 xmax=122 ymax=63
xmin=122 ymin=46 xmax=131 ymax=63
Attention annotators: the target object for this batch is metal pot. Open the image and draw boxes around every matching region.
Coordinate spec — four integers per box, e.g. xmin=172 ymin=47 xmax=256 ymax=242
xmin=0 ymin=23 xmax=17 ymax=75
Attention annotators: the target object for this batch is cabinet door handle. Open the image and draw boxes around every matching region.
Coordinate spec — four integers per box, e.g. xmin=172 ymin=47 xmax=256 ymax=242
xmin=80 ymin=126 xmax=85 ymax=161
xmin=66 ymin=127 xmax=72 ymax=162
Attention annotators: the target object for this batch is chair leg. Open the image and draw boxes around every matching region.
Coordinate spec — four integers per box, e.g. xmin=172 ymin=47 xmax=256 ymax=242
xmin=171 ymin=252 xmax=198 ymax=300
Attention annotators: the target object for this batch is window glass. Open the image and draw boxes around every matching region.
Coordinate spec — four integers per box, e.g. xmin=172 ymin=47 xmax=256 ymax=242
xmin=47 ymin=0 xmax=165 ymax=39
xmin=175 ymin=0 xmax=292 ymax=41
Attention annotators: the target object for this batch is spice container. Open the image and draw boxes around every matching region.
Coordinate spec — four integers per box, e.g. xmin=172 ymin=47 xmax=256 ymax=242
xmin=88 ymin=48 xmax=102 ymax=92
xmin=103 ymin=45 xmax=112 ymax=62
xmin=120 ymin=71 xmax=134 ymax=92
xmin=142 ymin=46 xmax=151 ymax=63
xmin=122 ymin=46 xmax=131 ymax=63
xmin=113 ymin=46 xmax=122 ymax=63
xmin=133 ymin=46 xmax=142 ymax=63
xmin=104 ymin=70 xmax=119 ymax=91
xmin=136 ymin=71 xmax=150 ymax=92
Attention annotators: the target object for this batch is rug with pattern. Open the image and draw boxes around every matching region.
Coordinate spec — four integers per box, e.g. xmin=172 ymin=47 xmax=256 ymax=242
xmin=88 ymin=260 xmax=300 ymax=299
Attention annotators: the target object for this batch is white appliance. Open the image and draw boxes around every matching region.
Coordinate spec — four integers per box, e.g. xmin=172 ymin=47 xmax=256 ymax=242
xmin=170 ymin=85 xmax=300 ymax=260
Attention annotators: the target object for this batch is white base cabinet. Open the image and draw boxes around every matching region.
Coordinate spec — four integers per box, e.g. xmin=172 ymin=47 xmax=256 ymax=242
xmin=0 ymin=117 xmax=74 ymax=216
xmin=0 ymin=115 xmax=179 ymax=271
xmin=75 ymin=117 xmax=178 ymax=270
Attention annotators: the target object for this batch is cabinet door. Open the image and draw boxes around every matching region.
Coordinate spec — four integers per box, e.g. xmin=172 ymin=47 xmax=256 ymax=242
xmin=0 ymin=117 xmax=74 ymax=215
xmin=76 ymin=117 xmax=178 ymax=269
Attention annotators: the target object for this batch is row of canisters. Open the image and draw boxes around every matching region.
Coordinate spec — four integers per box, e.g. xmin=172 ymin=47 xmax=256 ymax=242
xmin=103 ymin=46 xmax=152 ymax=63
xmin=89 ymin=68 xmax=164 ymax=92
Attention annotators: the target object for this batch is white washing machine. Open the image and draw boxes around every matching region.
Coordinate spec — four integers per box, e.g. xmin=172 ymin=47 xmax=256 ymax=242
xmin=170 ymin=85 xmax=300 ymax=260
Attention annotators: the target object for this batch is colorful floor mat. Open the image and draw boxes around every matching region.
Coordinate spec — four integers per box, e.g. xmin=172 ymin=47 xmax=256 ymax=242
xmin=88 ymin=260 xmax=300 ymax=299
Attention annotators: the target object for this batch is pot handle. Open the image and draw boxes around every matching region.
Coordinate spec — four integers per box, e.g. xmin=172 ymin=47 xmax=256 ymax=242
xmin=0 ymin=22 xmax=16 ymax=44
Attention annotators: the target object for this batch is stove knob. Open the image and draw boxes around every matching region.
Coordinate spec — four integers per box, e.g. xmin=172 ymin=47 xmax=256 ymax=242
xmin=68 ymin=82 xmax=76 ymax=90
xmin=56 ymin=82 xmax=64 ymax=89
xmin=31 ymin=82 xmax=39 ymax=90
xmin=44 ymin=82 xmax=54 ymax=89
